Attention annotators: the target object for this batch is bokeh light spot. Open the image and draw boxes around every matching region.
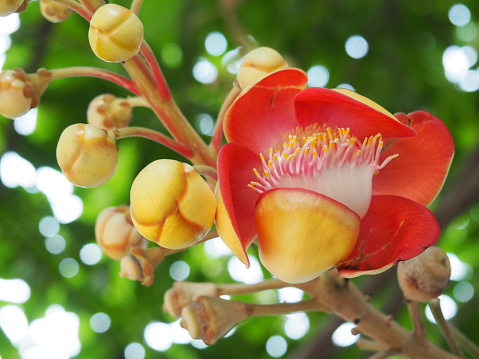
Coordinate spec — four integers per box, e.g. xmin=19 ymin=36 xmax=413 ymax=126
xmin=39 ymin=216 xmax=60 ymax=238
xmin=307 ymin=65 xmax=329 ymax=87
xmin=59 ymin=258 xmax=79 ymax=278
xmin=196 ymin=113 xmax=215 ymax=136
xmin=228 ymin=255 xmax=264 ymax=284
xmin=205 ymin=31 xmax=228 ymax=56
xmin=345 ymin=35 xmax=369 ymax=59
xmin=90 ymin=312 xmax=111 ymax=333
xmin=453 ymin=281 xmax=474 ymax=302
xmin=332 ymin=322 xmax=359 ymax=347
xmin=45 ymin=234 xmax=66 ymax=255
xmin=266 ymin=335 xmax=288 ymax=357
xmin=193 ymin=58 xmax=218 ymax=84
xmin=161 ymin=42 xmax=183 ymax=68
xmin=125 ymin=342 xmax=146 ymax=359
xmin=0 ymin=278 xmax=30 ymax=304
xmin=169 ymin=260 xmax=190 ymax=281
xmin=449 ymin=4 xmax=471 ymax=27
xmin=80 ymin=243 xmax=103 ymax=265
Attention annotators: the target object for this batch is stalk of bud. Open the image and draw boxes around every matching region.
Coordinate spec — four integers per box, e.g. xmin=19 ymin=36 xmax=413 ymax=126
xmin=180 ymin=296 xmax=250 ymax=345
xmin=89 ymin=4 xmax=144 ymax=63
xmin=130 ymin=159 xmax=216 ymax=249
xmin=119 ymin=247 xmax=166 ymax=286
xmin=56 ymin=123 xmax=118 ymax=188
xmin=397 ymin=247 xmax=451 ymax=302
xmin=163 ymin=282 xmax=217 ymax=318
xmin=87 ymin=94 xmax=132 ymax=130
xmin=40 ymin=0 xmax=71 ymax=23
xmin=95 ymin=205 xmax=146 ymax=260
xmin=236 ymin=47 xmax=288 ymax=90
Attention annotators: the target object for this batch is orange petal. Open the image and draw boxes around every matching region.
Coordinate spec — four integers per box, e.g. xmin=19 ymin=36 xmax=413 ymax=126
xmin=255 ymin=188 xmax=360 ymax=283
xmin=215 ymin=188 xmax=250 ymax=267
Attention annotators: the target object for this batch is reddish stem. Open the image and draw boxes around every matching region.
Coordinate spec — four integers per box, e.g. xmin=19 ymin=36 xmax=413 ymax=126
xmin=140 ymin=42 xmax=172 ymax=101
xmin=111 ymin=126 xmax=194 ymax=159
xmin=49 ymin=67 xmax=140 ymax=96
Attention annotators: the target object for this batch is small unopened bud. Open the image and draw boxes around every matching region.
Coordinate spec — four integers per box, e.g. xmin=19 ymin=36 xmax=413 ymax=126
xmin=0 ymin=0 xmax=28 ymax=16
xmin=236 ymin=47 xmax=288 ymax=90
xmin=119 ymin=247 xmax=166 ymax=286
xmin=0 ymin=68 xmax=51 ymax=119
xmin=56 ymin=123 xmax=118 ymax=188
xmin=87 ymin=94 xmax=132 ymax=130
xmin=130 ymin=159 xmax=216 ymax=249
xmin=95 ymin=205 xmax=146 ymax=260
xmin=397 ymin=247 xmax=451 ymax=302
xmin=40 ymin=0 xmax=71 ymax=23
xmin=180 ymin=296 xmax=250 ymax=345
xmin=89 ymin=4 xmax=144 ymax=63
xmin=163 ymin=282 xmax=217 ymax=318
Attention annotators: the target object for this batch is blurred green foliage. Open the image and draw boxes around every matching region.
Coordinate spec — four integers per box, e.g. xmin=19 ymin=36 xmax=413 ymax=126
xmin=1 ymin=0 xmax=479 ymax=358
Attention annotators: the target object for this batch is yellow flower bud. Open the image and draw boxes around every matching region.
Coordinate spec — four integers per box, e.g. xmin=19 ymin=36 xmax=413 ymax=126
xmin=130 ymin=159 xmax=216 ymax=249
xmin=88 ymin=4 xmax=144 ymax=63
xmin=0 ymin=68 xmax=51 ymax=119
xmin=56 ymin=123 xmax=118 ymax=188
xmin=95 ymin=205 xmax=146 ymax=260
xmin=180 ymin=296 xmax=249 ymax=345
xmin=0 ymin=69 xmax=34 ymax=119
xmin=397 ymin=247 xmax=451 ymax=302
xmin=87 ymin=94 xmax=132 ymax=130
xmin=236 ymin=47 xmax=288 ymax=90
xmin=0 ymin=0 xmax=25 ymax=16
xmin=40 ymin=0 xmax=72 ymax=23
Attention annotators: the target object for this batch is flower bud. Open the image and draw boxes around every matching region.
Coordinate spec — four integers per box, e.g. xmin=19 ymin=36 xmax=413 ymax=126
xmin=130 ymin=159 xmax=216 ymax=249
xmin=56 ymin=123 xmax=118 ymax=187
xmin=0 ymin=0 xmax=26 ymax=16
xmin=0 ymin=68 xmax=51 ymax=119
xmin=89 ymin=4 xmax=144 ymax=63
xmin=87 ymin=94 xmax=132 ymax=130
xmin=95 ymin=205 xmax=146 ymax=260
xmin=40 ymin=0 xmax=71 ymax=23
xmin=397 ymin=247 xmax=451 ymax=302
xmin=163 ymin=282 xmax=217 ymax=318
xmin=119 ymin=247 xmax=165 ymax=286
xmin=236 ymin=47 xmax=288 ymax=90
xmin=180 ymin=296 xmax=249 ymax=345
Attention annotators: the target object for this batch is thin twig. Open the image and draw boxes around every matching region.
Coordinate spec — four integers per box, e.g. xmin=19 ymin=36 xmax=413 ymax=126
xmin=449 ymin=322 xmax=479 ymax=359
xmin=428 ymin=299 xmax=464 ymax=358
xmin=407 ymin=301 xmax=426 ymax=341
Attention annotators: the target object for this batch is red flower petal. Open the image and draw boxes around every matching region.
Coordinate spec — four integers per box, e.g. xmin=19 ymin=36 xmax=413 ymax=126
xmin=224 ymin=68 xmax=308 ymax=154
xmin=294 ymin=87 xmax=416 ymax=140
xmin=337 ymin=195 xmax=440 ymax=278
xmin=373 ymin=111 xmax=455 ymax=206
xmin=217 ymin=143 xmax=262 ymax=254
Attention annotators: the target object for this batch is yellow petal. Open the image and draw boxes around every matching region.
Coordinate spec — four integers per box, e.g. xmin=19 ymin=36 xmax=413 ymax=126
xmin=215 ymin=188 xmax=250 ymax=267
xmin=333 ymin=88 xmax=398 ymax=122
xmin=255 ymin=188 xmax=360 ymax=283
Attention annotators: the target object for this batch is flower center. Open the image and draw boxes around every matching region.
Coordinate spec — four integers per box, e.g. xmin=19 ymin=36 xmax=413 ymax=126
xmin=248 ymin=126 xmax=398 ymax=218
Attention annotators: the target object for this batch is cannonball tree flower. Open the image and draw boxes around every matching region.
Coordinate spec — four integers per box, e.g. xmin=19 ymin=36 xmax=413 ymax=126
xmin=216 ymin=68 xmax=454 ymax=284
